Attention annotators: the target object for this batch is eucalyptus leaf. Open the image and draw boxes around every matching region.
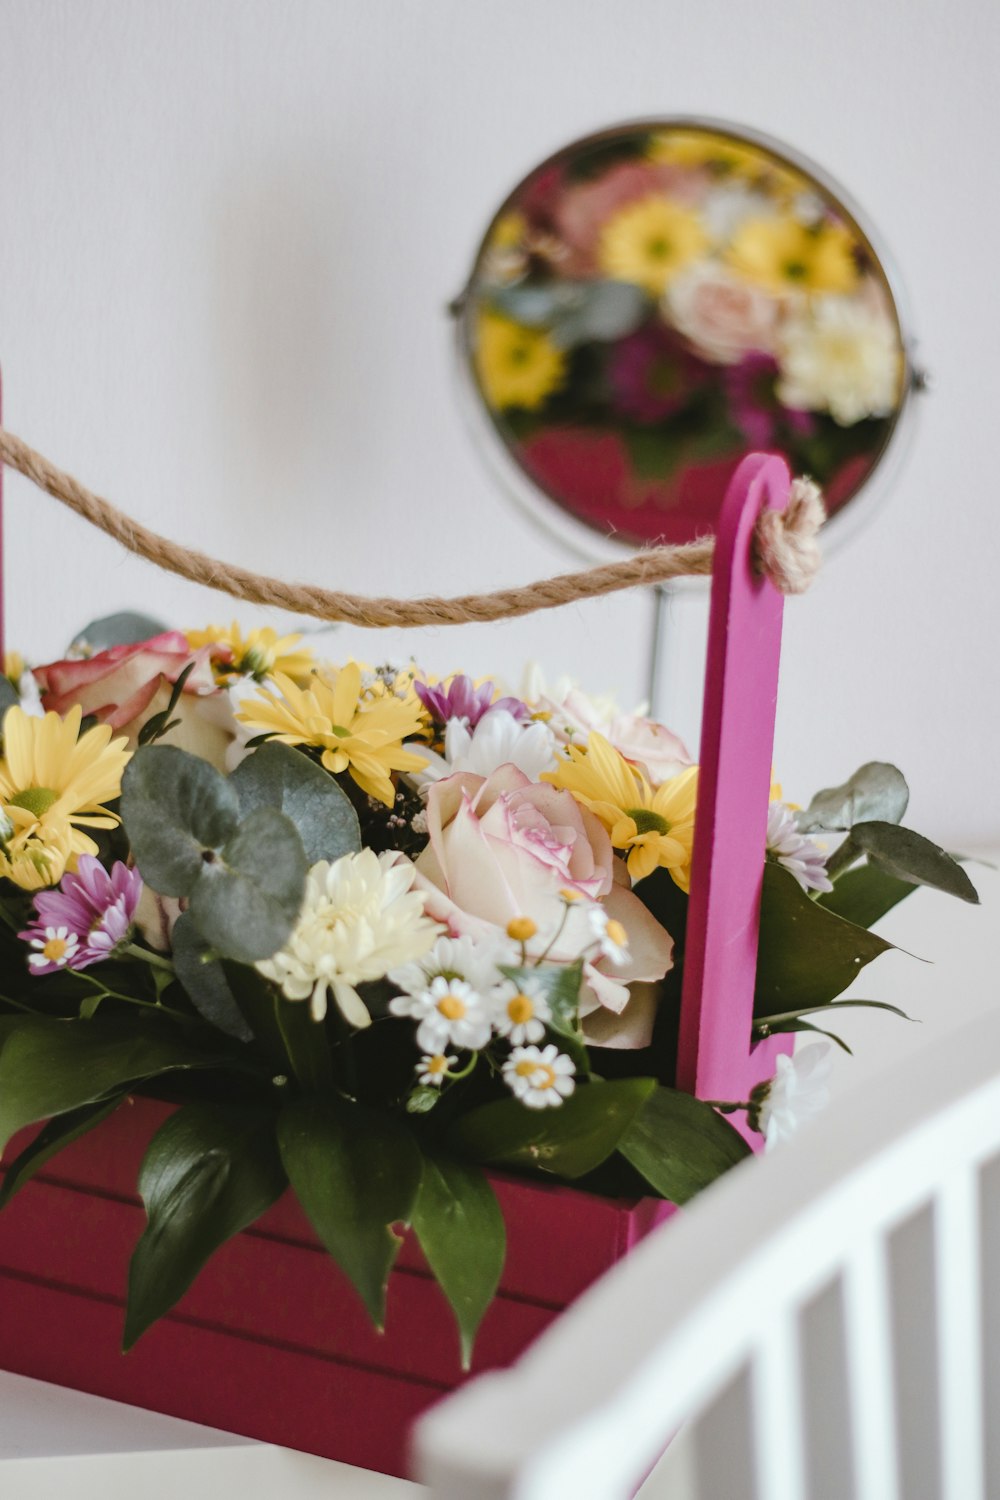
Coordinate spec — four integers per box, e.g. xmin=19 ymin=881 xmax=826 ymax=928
xmin=0 ymin=1017 xmax=224 ymax=1155
xmin=0 ymin=1096 xmax=123 ymax=1209
xmin=278 ymin=1098 xmax=423 ymax=1328
xmin=796 ymin=763 xmax=909 ymax=833
xmin=412 ymin=1152 xmax=505 ymax=1369
xmin=0 ymin=676 xmax=19 ymax=716
xmin=171 ymin=914 xmax=252 ymax=1042
xmin=68 ymin=611 xmax=169 ymax=654
xmin=231 ymin=742 xmax=361 ymax=865
xmin=450 ymin=1078 xmax=657 ymax=1181
xmin=818 ymin=861 xmax=916 ymax=928
xmin=123 ymin=1103 xmax=286 ymax=1349
xmin=187 ymin=806 xmax=307 ymax=963
xmin=491 ymin=279 xmax=649 ymax=348
xmin=619 ymin=1088 xmax=750 ymax=1205
xmin=121 ymin=746 xmax=240 ymax=895
xmin=755 ymin=862 xmax=895 ymax=1017
xmin=848 ymin=823 xmax=980 ymax=905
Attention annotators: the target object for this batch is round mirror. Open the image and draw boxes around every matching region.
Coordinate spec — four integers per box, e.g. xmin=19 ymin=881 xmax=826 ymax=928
xmin=456 ymin=119 xmax=917 ymax=554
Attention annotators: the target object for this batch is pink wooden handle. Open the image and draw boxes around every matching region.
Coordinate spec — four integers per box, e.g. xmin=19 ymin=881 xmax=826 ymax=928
xmin=0 ymin=365 xmax=5 ymax=665
xmin=676 ymin=453 xmax=794 ymax=1112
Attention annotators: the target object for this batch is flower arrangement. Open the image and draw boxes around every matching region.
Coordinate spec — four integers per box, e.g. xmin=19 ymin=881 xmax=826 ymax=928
xmin=0 ymin=619 xmax=977 ymax=1365
xmin=466 ymin=125 xmax=906 ymax=543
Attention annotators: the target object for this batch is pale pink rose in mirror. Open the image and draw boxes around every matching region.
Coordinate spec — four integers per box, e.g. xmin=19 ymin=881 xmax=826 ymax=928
xmin=665 ymin=262 xmax=779 ymax=365
xmin=414 ymin=764 xmax=674 ymax=1047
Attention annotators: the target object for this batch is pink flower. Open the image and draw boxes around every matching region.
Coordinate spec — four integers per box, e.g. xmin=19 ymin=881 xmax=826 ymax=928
xmin=414 ymin=765 xmax=674 ymax=1048
xmin=665 ymin=262 xmax=778 ymax=365
xmin=609 ymin=325 xmax=712 ymax=424
xmin=33 ymin=633 xmax=234 ymax=767
xmin=554 ymin=160 xmax=706 ymax=273
xmin=20 ymin=856 xmax=143 ymax=974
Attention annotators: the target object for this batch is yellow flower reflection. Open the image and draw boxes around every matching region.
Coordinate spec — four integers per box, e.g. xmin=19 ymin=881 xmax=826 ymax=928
xmin=598 ymin=195 xmax=709 ymax=296
xmin=727 ymin=216 xmax=858 ymax=296
xmin=475 ymin=310 xmax=566 ymax=411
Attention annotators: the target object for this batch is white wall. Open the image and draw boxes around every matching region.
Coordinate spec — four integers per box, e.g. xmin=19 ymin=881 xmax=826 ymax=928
xmin=1 ymin=0 xmax=997 ymax=846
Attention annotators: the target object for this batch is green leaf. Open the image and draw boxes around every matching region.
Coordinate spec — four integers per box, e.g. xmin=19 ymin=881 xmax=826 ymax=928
xmin=231 ymin=742 xmax=361 ymax=865
xmin=0 ymin=677 xmax=19 ymax=716
xmin=412 ymin=1152 xmax=505 ymax=1369
xmin=0 ymin=1096 xmax=123 ymax=1209
xmin=491 ymin=279 xmax=649 ymax=348
xmin=278 ymin=1098 xmax=423 ymax=1327
xmin=848 ymin=823 xmax=980 ymax=905
xmin=759 ymin=998 xmax=914 ymax=1025
xmin=0 ymin=1018 xmax=219 ymax=1155
xmin=188 ymin=806 xmax=307 ymax=963
xmin=450 ymin=1078 xmax=657 ymax=1180
xmin=68 ymin=611 xmax=168 ymax=653
xmin=124 ymin=1103 xmax=286 ymax=1349
xmin=121 ymin=745 xmax=240 ymax=895
xmin=171 ymin=914 xmax=252 ymax=1042
xmin=755 ymin=862 xmax=895 ymax=1017
xmin=499 ymin=961 xmax=590 ymax=1076
xmin=137 ymin=661 xmax=198 ymax=746
xmin=758 ymin=1017 xmax=853 ymax=1054
xmin=818 ymin=861 xmax=916 ymax=928
xmin=618 ymin=1087 xmax=751 ymax=1205
xmin=222 ymin=962 xmax=290 ymax=1071
xmin=796 ymin=762 xmax=909 ymax=833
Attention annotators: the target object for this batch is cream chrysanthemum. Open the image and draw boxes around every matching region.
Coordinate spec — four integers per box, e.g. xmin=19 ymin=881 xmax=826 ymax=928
xmin=0 ymin=706 xmax=130 ymax=891
xmin=776 ymin=297 xmax=902 ymax=426
xmin=255 ymin=850 xmax=439 ymax=1025
xmin=237 ymin=662 xmax=428 ymax=806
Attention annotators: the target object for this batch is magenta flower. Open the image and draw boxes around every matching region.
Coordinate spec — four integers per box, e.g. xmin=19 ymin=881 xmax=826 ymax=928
xmin=20 ymin=856 xmax=143 ymax=975
xmin=609 ymin=324 xmax=712 ymax=424
xmin=725 ymin=353 xmax=814 ymax=448
xmin=415 ymin=675 xmax=530 ymax=730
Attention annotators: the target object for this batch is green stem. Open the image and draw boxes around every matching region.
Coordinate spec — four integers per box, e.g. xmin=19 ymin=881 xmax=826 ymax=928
xmin=446 ymin=1051 xmax=479 ymax=1082
xmin=702 ymin=1099 xmax=750 ymax=1114
xmin=533 ymin=903 xmax=572 ymax=966
xmin=274 ymin=994 xmax=334 ymax=1094
xmin=73 ymin=970 xmax=192 ymax=1023
xmin=122 ymin=942 xmax=175 ymax=974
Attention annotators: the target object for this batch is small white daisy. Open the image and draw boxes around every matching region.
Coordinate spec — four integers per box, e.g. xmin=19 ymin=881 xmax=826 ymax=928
xmin=502 ymin=1044 xmax=576 ymax=1109
xmin=586 ymin=906 xmax=631 ymax=965
xmin=751 ymin=1042 xmax=833 ymax=1149
xmin=390 ymin=975 xmax=493 ymax=1053
xmin=416 ymin=1053 xmax=458 ymax=1088
xmin=389 ymin=932 xmax=515 ymax=1002
xmin=493 ymin=978 xmax=552 ymax=1045
xmin=27 ymin=926 xmax=80 ymax=971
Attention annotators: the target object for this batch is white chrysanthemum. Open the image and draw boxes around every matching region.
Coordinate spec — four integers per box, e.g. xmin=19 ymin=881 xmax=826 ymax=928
xmin=409 ymin=708 xmax=557 ymax=787
xmin=503 ymin=1043 xmax=576 ymax=1109
xmin=389 ymin=931 xmax=517 ymax=1002
xmin=390 ymin=975 xmax=493 ymax=1052
xmin=776 ymin=297 xmax=901 ymax=426
xmin=767 ymin=803 xmax=832 ymax=893
xmin=256 ymin=850 xmax=438 ymax=1026
xmin=752 ymin=1042 xmax=833 ymax=1149
xmin=493 ymin=977 xmax=552 ymax=1045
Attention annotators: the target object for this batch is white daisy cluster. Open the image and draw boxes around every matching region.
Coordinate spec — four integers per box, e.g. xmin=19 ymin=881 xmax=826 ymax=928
xmin=388 ymin=931 xmax=579 ymax=1109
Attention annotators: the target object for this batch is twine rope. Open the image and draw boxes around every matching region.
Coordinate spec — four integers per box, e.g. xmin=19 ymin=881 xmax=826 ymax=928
xmin=0 ymin=429 xmax=824 ymax=628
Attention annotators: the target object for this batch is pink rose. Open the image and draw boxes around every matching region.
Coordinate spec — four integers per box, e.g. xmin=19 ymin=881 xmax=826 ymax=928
xmin=33 ymin=632 xmax=234 ymax=769
xmin=665 ymin=262 xmax=778 ymax=365
xmin=414 ymin=765 xmax=674 ymax=1048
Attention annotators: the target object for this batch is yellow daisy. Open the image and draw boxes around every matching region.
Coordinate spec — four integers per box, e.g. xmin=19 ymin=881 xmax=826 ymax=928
xmin=236 ymin=663 xmax=428 ymax=807
xmin=726 ymin=216 xmax=858 ymax=296
xmin=475 ymin=310 xmax=566 ymax=411
xmin=543 ymin=732 xmax=699 ymax=889
xmin=489 ymin=211 xmax=528 ymax=253
xmin=187 ymin=623 xmax=316 ymax=684
xmin=0 ymin=706 xmax=131 ymax=890
xmin=597 ymin=195 xmax=709 ymax=296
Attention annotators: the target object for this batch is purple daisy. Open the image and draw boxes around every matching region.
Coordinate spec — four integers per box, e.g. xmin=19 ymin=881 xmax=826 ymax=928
xmin=415 ymin=675 xmax=531 ymax=730
xmin=20 ymin=856 xmax=144 ymax=975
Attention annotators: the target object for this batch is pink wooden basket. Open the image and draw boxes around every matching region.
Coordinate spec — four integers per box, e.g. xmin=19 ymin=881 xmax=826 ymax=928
xmin=0 ymin=382 xmax=794 ymax=1477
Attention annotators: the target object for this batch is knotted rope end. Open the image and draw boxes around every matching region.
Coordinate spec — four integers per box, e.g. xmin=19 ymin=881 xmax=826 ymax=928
xmin=754 ymin=476 xmax=826 ymax=595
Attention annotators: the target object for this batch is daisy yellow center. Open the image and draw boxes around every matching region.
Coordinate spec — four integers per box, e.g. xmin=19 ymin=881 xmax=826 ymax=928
xmin=515 ymin=1058 xmax=539 ymax=1079
xmin=437 ymin=993 xmax=467 ymax=1021
xmin=8 ymin=787 xmax=58 ymax=817
xmin=627 ymin=807 xmax=670 ymax=835
xmin=605 ymin=920 xmax=628 ymax=947
xmin=507 ymin=994 xmax=535 ymax=1025
xmin=426 ymin=1055 xmax=449 ymax=1077
xmin=536 ymin=1065 xmax=557 ymax=1089
xmin=42 ymin=935 xmax=68 ymax=962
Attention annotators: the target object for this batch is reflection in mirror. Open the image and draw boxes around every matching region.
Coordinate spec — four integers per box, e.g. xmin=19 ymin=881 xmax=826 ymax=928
xmin=457 ymin=120 xmax=914 ymax=551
